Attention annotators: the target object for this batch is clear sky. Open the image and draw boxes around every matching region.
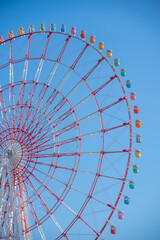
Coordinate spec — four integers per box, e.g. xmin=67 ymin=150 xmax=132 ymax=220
xmin=0 ymin=0 xmax=160 ymax=239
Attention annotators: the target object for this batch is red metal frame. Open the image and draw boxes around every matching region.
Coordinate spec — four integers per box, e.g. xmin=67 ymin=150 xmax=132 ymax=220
xmin=0 ymin=31 xmax=132 ymax=239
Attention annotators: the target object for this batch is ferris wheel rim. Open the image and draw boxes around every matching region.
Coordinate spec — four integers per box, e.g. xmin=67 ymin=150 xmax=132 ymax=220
xmin=0 ymin=29 xmax=133 ymax=239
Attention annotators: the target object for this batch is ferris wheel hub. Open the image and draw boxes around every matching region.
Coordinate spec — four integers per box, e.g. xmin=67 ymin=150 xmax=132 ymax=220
xmin=2 ymin=141 xmax=22 ymax=171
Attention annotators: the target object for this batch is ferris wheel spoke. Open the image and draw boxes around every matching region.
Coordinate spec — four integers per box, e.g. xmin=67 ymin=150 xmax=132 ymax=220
xmin=104 ymin=122 xmax=130 ymax=133
xmin=27 ymin=95 xmax=68 ymax=139
xmin=25 ymin=172 xmax=100 ymax=240
xmin=49 ymin=174 xmax=110 ymax=208
xmin=17 ymin=178 xmax=32 ymax=240
xmin=19 ymin=33 xmax=52 ymax=127
xmin=8 ymin=39 xmax=16 ymax=134
xmin=15 ymin=35 xmax=32 ymax=133
xmin=17 ymin=112 xmax=51 ymax=145
xmin=25 ymin=55 xmax=105 ymax=139
xmin=16 ymin=79 xmax=27 ymax=131
xmin=53 ymin=98 xmax=125 ymax=135
xmin=34 ymin=134 xmax=79 ymax=150
xmin=23 ymin=169 xmax=82 ymax=229
xmin=47 ymin=56 xmax=105 ymax=120
xmin=34 ymin=120 xmax=76 ymax=143
xmin=22 ymin=58 xmax=29 ymax=82
xmin=28 ymin=149 xmax=128 ymax=160
xmin=33 ymin=166 xmax=124 ymax=194
xmin=22 ymin=180 xmax=42 ymax=226
xmin=55 ymin=96 xmax=125 ymax=131
xmin=37 ymin=225 xmax=46 ymax=240
xmin=54 ymin=43 xmax=89 ymax=93
xmin=48 ymin=97 xmax=125 ymax=139
xmin=71 ymin=76 xmax=117 ymax=112
xmin=17 ymin=189 xmax=27 ymax=238
xmin=50 ymin=215 xmax=68 ymax=239
xmin=38 ymin=74 xmax=118 ymax=132
xmin=22 ymin=88 xmax=59 ymax=140
xmin=22 ymin=99 xmax=68 ymax=145
xmin=20 ymin=36 xmax=72 ymax=137
xmin=100 ymin=96 xmax=126 ymax=112
xmin=34 ymin=133 xmax=79 ymax=149
xmin=0 ymin=115 xmax=6 ymax=137
xmin=22 ymin=126 xmax=56 ymax=149
xmin=26 ymin=142 xmax=55 ymax=153
xmin=25 ymin=122 xmax=129 ymax=154
xmin=11 ymin=156 xmax=125 ymax=187
xmin=21 ymin=82 xmax=50 ymax=138
xmin=38 ymin=35 xmax=72 ymax=101
xmin=71 ymin=185 xmax=110 ymax=208
xmin=24 ymin=169 xmax=61 ymax=201
xmin=27 ymin=167 xmax=108 ymax=222
xmin=18 ymin=33 xmax=52 ymax=133
xmin=30 ymin=152 xmax=79 ymax=158
xmin=22 ymin=180 xmax=46 ymax=240
xmin=26 ymin=94 xmax=126 ymax=146
xmin=22 ymin=159 xmax=75 ymax=172
xmin=73 ymin=97 xmax=126 ymax=125
xmin=29 ymin=165 xmax=74 ymax=180
xmin=22 ymin=133 xmax=54 ymax=151
xmin=30 ymin=34 xmax=71 ymax=110
xmin=24 ymin=174 xmax=69 ymax=239
xmin=0 ymin=86 xmax=10 ymax=131
xmin=76 ymin=169 xmax=124 ymax=181
xmin=64 ymin=56 xmax=105 ymax=100
xmin=20 ymin=59 xmax=44 ymax=129
xmin=21 ymin=122 xmax=56 ymax=150
xmin=46 ymin=61 xmax=59 ymax=86
xmin=34 ymin=72 xmax=117 ymax=134
xmin=56 ymin=35 xmax=72 ymax=64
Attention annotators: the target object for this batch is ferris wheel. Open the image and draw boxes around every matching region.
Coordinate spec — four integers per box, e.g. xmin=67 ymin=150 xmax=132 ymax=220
xmin=0 ymin=23 xmax=142 ymax=240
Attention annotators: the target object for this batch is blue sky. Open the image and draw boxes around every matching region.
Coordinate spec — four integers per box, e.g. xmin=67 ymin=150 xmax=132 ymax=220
xmin=0 ymin=0 xmax=160 ymax=239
